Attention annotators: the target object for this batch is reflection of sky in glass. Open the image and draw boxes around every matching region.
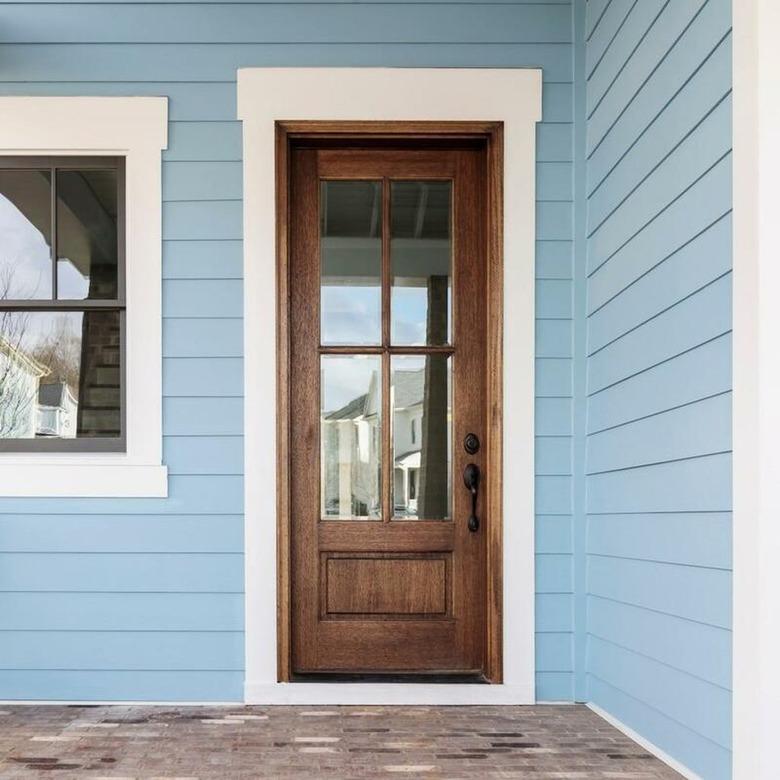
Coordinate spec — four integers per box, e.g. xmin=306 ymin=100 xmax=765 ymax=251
xmin=0 ymin=192 xmax=51 ymax=300
xmin=321 ymin=355 xmax=379 ymax=414
xmin=57 ymin=258 xmax=90 ymax=299
xmin=321 ymin=286 xmax=380 ymax=345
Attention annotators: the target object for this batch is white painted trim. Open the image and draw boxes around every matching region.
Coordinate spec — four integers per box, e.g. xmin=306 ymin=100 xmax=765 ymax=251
xmin=0 ymin=97 xmax=168 ymax=497
xmin=587 ymin=704 xmax=701 ymax=780
xmin=245 ymin=683 xmax=534 ymax=706
xmin=732 ymin=2 xmax=780 ymax=778
xmin=238 ymin=68 xmax=541 ymax=704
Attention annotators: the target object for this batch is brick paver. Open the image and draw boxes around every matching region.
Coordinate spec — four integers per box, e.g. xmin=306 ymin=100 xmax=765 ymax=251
xmin=0 ymin=704 xmax=682 ymax=778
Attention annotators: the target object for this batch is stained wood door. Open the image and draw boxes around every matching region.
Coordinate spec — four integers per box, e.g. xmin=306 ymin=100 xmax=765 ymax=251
xmin=288 ymin=141 xmax=491 ymax=676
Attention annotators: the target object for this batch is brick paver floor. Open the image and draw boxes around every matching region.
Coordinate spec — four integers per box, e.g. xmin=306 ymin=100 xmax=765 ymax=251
xmin=0 ymin=704 xmax=682 ymax=778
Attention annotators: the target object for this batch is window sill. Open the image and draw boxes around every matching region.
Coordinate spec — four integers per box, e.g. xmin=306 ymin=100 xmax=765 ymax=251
xmin=0 ymin=458 xmax=168 ymax=497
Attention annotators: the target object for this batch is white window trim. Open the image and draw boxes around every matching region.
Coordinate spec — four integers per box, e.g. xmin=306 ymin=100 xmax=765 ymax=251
xmin=0 ymin=97 xmax=168 ymax=497
xmin=238 ymin=67 xmax=541 ymax=704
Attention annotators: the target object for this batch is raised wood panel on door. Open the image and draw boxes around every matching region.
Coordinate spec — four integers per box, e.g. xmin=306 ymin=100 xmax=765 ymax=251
xmin=287 ymin=137 xmax=494 ymax=676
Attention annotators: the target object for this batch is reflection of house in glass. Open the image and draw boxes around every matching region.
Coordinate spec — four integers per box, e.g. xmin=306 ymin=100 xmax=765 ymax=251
xmin=321 ymin=367 xmax=451 ymax=520
xmin=0 ymin=337 xmax=79 ymax=439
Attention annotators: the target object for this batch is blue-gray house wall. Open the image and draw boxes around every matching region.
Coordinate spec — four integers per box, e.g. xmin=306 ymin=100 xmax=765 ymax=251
xmin=0 ymin=1 xmax=576 ymax=702
xmin=0 ymin=2 xmax=735 ymax=777
xmin=581 ymin=0 xmax=733 ymax=777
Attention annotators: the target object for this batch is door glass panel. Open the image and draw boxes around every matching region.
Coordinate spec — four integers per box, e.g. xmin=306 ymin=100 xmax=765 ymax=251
xmin=0 ymin=169 xmax=53 ymax=300
xmin=56 ymin=169 xmax=119 ymax=300
xmin=392 ymin=354 xmax=452 ymax=519
xmin=321 ymin=355 xmax=381 ymax=519
xmin=391 ymin=181 xmax=451 ymax=345
xmin=320 ymin=180 xmax=382 ymax=345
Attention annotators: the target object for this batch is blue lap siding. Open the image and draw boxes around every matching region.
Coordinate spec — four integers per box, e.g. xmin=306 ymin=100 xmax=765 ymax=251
xmin=0 ymin=1 xmax=576 ymax=703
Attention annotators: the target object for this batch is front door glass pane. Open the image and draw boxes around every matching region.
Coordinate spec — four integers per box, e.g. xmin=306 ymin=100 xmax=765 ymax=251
xmin=321 ymin=355 xmax=381 ymax=519
xmin=390 ymin=181 xmax=452 ymax=345
xmin=392 ymin=354 xmax=452 ymax=519
xmin=320 ymin=180 xmax=382 ymax=345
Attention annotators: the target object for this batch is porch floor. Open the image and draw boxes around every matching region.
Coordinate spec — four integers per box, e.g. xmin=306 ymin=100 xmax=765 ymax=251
xmin=0 ymin=704 xmax=681 ymax=778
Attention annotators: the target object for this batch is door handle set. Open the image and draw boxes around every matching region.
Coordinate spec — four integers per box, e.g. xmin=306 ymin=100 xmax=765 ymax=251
xmin=463 ymin=462 xmax=480 ymax=533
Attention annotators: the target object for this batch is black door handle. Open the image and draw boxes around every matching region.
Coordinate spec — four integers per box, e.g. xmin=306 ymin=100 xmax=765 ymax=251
xmin=463 ymin=463 xmax=480 ymax=532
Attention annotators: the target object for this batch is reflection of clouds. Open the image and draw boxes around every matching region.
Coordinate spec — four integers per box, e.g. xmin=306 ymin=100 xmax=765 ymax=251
xmin=321 ymin=286 xmax=380 ymax=345
xmin=0 ymin=193 xmax=51 ymax=300
xmin=322 ymin=355 xmax=379 ymax=413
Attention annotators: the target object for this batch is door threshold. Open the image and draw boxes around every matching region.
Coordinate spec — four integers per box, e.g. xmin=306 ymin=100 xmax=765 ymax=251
xmin=291 ymin=672 xmax=488 ymax=684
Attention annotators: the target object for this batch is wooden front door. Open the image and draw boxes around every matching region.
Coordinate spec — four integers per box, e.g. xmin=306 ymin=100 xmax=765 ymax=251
xmin=285 ymin=135 xmax=498 ymax=678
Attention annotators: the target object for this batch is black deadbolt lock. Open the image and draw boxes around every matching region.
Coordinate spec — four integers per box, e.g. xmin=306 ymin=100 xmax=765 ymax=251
xmin=463 ymin=432 xmax=480 ymax=455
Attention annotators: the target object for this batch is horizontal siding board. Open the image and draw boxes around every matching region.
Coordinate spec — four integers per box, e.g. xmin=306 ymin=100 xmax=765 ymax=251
xmin=537 ymin=201 xmax=573 ymax=240
xmin=587 ymin=555 xmax=731 ymax=629
xmin=0 ymin=592 xmax=243 ymax=632
xmin=588 ymin=0 xmax=707 ymax=148
xmin=536 ymin=632 xmax=573 ymax=672
xmin=163 ymin=318 xmax=243 ymax=358
xmin=163 ymin=279 xmax=243 ymax=318
xmin=165 ymin=436 xmax=243 ymax=476
xmin=537 ymin=123 xmax=573 ymax=162
xmin=541 ymin=82 xmax=574 ymax=122
xmin=536 ymin=553 xmax=573 ymax=594
xmin=165 ymin=122 xmax=242 ymax=162
xmin=537 ymin=161 xmax=573 ymax=201
xmin=163 ymin=240 xmax=243 ymax=280
xmin=588 ymin=37 xmax=732 ymax=220
xmin=536 ymin=318 xmax=573 ymax=358
xmin=588 ymin=596 xmax=731 ymax=689
xmin=535 ymin=436 xmax=572 ymax=476
xmin=164 ymin=398 xmax=243 ymax=436
xmin=536 ymin=475 xmax=572 ymax=515
xmin=1 ymin=4 xmax=573 ymax=45
xmin=163 ymin=357 xmax=243 ymax=397
xmin=588 ymin=275 xmax=731 ymax=393
xmin=587 ymin=393 xmax=731 ymax=474
xmin=588 ymin=213 xmax=732 ymax=352
xmin=163 ymin=161 xmax=243 ymax=201
xmin=163 ymin=200 xmax=243 ymax=240
xmin=535 ymin=593 xmax=573 ymax=632
xmin=0 ymin=631 xmax=243 ymax=671
xmin=0 ymin=670 xmax=243 ymax=702
xmin=588 ymin=636 xmax=731 ymax=749
xmin=536 ymin=240 xmax=573 ymax=279
xmin=536 ymin=671 xmax=573 ymax=701
xmin=588 ymin=0 xmax=732 ymax=184
xmin=588 ymin=334 xmax=731 ymax=433
xmin=587 ymin=151 xmax=732 ymax=283
xmin=588 ymin=95 xmax=731 ymax=260
xmin=586 ymin=0 xmax=665 ymax=118
xmin=0 ymin=476 xmax=244 ymax=515
xmin=0 ymin=44 xmax=574 ymax=82
xmin=0 ymin=514 xmax=243 ymax=553
xmin=535 ymin=358 xmax=573 ymax=397
xmin=588 ymin=676 xmax=732 ymax=780
xmin=585 ymin=0 xmax=634 ymax=78
xmin=536 ymin=398 xmax=572 ymax=436
xmin=587 ymin=453 xmax=732 ymax=515
xmin=536 ymin=514 xmax=573 ymax=554
xmin=0 ymin=553 xmax=243 ymax=593
xmin=536 ymin=279 xmax=572 ymax=318
xmin=587 ymin=513 xmax=732 ymax=571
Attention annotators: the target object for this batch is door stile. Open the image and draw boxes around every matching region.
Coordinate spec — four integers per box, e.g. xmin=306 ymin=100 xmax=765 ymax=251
xmin=381 ymin=177 xmax=392 ymax=525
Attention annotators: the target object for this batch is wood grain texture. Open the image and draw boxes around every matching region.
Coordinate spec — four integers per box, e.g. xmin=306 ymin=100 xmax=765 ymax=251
xmin=279 ymin=123 xmax=503 ymax=679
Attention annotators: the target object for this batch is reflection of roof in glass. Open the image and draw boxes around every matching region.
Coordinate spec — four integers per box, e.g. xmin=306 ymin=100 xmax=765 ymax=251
xmin=324 ymin=369 xmax=425 ymax=421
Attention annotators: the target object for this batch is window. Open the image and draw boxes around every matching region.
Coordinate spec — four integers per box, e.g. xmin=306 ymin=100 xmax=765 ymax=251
xmin=0 ymin=96 xmax=168 ymax=497
xmin=0 ymin=157 xmax=125 ymax=452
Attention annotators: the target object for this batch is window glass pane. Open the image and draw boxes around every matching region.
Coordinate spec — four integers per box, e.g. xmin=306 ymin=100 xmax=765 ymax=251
xmin=320 ymin=180 xmax=381 ymax=345
xmin=0 ymin=310 xmax=121 ymax=439
xmin=391 ymin=181 xmax=451 ymax=345
xmin=392 ymin=355 xmax=451 ymax=519
xmin=321 ymin=355 xmax=381 ymax=520
xmin=57 ymin=169 xmax=119 ymax=300
xmin=0 ymin=169 xmax=52 ymax=300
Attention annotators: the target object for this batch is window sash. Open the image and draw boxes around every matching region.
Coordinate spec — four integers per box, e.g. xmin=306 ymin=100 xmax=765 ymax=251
xmin=0 ymin=155 xmax=126 ymax=452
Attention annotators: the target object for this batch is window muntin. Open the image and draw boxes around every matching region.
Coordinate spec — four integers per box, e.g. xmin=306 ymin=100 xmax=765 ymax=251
xmin=0 ymin=157 xmax=125 ymax=452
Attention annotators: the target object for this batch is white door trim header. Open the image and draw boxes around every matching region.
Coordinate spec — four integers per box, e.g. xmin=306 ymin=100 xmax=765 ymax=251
xmin=237 ymin=67 xmax=541 ymax=704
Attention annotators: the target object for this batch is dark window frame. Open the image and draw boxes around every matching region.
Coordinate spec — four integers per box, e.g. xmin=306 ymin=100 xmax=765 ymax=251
xmin=0 ymin=155 xmax=126 ymax=453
